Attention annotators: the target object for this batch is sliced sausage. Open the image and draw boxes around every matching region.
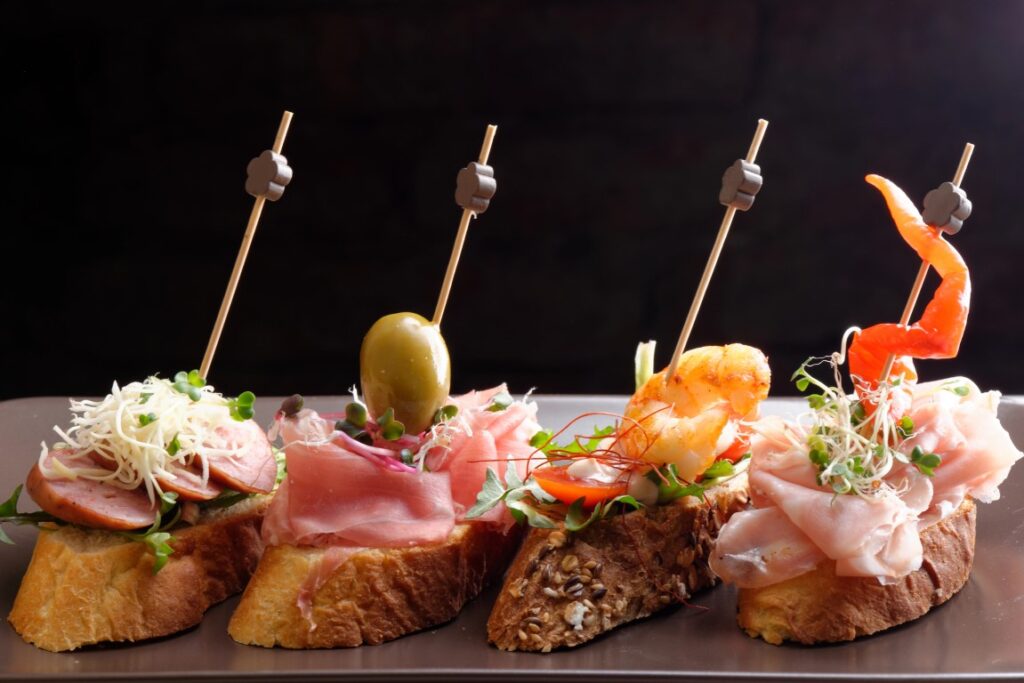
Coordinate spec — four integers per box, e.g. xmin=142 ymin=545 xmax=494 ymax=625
xmin=157 ymin=462 xmax=224 ymax=501
xmin=27 ymin=453 xmax=158 ymax=531
xmin=87 ymin=450 xmax=223 ymax=501
xmin=201 ymin=420 xmax=277 ymax=494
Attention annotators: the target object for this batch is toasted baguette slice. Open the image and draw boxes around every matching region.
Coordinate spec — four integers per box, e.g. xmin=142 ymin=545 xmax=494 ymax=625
xmin=7 ymin=496 xmax=269 ymax=652
xmin=228 ymin=521 xmax=522 ymax=648
xmin=738 ymin=497 xmax=977 ymax=645
xmin=487 ymin=473 xmax=750 ymax=652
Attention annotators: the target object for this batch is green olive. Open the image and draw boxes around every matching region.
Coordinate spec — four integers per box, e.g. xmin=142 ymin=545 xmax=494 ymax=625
xmin=359 ymin=312 xmax=451 ymax=435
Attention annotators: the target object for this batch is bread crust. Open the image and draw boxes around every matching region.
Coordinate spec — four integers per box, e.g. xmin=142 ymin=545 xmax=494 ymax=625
xmin=737 ymin=497 xmax=977 ymax=645
xmin=7 ymin=496 xmax=268 ymax=652
xmin=228 ymin=522 xmax=522 ymax=648
xmin=487 ymin=474 xmax=750 ymax=652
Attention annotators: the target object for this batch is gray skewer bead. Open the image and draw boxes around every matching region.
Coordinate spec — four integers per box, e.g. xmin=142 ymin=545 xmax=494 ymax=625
xmin=455 ymin=162 xmax=497 ymax=214
xmin=922 ymin=181 xmax=972 ymax=235
xmin=719 ymin=159 xmax=763 ymax=211
xmin=245 ymin=150 xmax=293 ymax=201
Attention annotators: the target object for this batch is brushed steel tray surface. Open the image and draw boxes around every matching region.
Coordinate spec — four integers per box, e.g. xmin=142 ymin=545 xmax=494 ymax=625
xmin=1 ymin=394 xmax=1022 ymax=682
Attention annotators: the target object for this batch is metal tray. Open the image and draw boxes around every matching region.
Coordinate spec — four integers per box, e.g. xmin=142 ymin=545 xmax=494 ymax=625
xmin=1 ymin=395 xmax=1022 ymax=682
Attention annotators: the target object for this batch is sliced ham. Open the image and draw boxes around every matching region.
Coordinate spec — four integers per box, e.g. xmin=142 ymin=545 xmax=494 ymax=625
xmin=713 ymin=379 xmax=1022 ymax=588
xmin=711 ymin=506 xmax=827 ymax=588
xmin=27 ymin=452 xmax=158 ymax=531
xmin=200 ymin=419 xmax=277 ymax=494
xmin=441 ymin=385 xmax=540 ymax=523
xmin=261 ymin=411 xmax=455 ymax=547
xmin=262 ymin=386 xmax=539 ymax=547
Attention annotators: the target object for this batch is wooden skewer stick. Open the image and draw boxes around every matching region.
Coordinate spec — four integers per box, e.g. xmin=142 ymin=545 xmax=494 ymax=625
xmin=432 ymin=124 xmax=498 ymax=326
xmin=877 ymin=142 xmax=974 ymax=382
xmin=665 ymin=118 xmax=769 ymax=380
xmin=200 ymin=110 xmax=294 ymax=379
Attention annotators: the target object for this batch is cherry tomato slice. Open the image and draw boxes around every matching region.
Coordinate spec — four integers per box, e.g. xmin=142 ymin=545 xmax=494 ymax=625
xmin=716 ymin=435 xmax=751 ymax=464
xmin=531 ymin=467 xmax=627 ymax=507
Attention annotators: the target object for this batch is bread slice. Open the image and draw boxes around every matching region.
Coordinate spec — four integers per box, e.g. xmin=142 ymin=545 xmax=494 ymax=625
xmin=737 ymin=497 xmax=977 ymax=645
xmin=7 ymin=496 xmax=269 ymax=652
xmin=487 ymin=473 xmax=750 ymax=652
xmin=228 ymin=521 xmax=523 ymax=648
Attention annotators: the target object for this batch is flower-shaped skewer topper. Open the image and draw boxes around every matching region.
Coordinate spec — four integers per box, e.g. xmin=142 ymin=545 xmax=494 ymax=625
xmin=922 ymin=181 xmax=972 ymax=235
xmin=245 ymin=150 xmax=293 ymax=201
xmin=454 ymin=162 xmax=497 ymax=214
xmin=719 ymin=159 xmax=763 ymax=211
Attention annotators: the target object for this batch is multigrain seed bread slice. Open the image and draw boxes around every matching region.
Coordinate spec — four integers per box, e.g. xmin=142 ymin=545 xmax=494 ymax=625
xmin=736 ymin=497 xmax=976 ymax=645
xmin=487 ymin=473 xmax=750 ymax=652
xmin=228 ymin=521 xmax=523 ymax=648
xmin=7 ymin=496 xmax=269 ymax=652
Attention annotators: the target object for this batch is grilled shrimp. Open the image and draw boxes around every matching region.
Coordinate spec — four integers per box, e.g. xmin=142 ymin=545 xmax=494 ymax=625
xmin=622 ymin=344 xmax=771 ymax=482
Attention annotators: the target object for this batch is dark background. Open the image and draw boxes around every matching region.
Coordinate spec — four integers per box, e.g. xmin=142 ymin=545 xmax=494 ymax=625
xmin=5 ymin=1 xmax=1023 ymax=402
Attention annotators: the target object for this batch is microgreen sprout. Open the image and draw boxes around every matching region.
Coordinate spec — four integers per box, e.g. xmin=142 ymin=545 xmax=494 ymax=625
xmin=227 ymin=391 xmax=255 ymax=421
xmin=346 ymin=402 xmax=368 ymax=428
xmin=487 ymin=391 xmax=514 ymax=412
xmin=433 ymin=404 xmax=458 ymax=425
xmin=172 ymin=370 xmax=206 ymax=402
xmin=790 ymin=351 xmax=943 ymax=500
xmin=167 ymin=434 xmax=182 ymax=456
xmin=377 ymin=408 xmax=406 ymax=441
xmin=138 ymin=412 xmax=158 ymax=427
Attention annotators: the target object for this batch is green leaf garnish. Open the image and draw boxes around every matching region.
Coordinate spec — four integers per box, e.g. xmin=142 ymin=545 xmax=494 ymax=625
xmin=172 ymin=370 xmax=207 ymax=402
xmin=433 ymin=404 xmax=458 ymax=424
xmin=158 ymin=491 xmax=179 ymax=515
xmin=529 ymin=429 xmax=554 ymax=450
xmin=487 ymin=391 xmax=514 ymax=412
xmin=138 ymin=412 xmax=158 ymax=427
xmin=649 ymin=464 xmax=705 ymax=504
xmin=167 ymin=435 xmax=182 ymax=456
xmin=227 ymin=391 xmax=256 ymax=421
xmin=381 ymin=419 xmax=405 ymax=441
xmin=346 ymin=402 xmax=368 ymax=428
xmin=565 ymin=497 xmax=602 ymax=531
xmin=701 ymin=459 xmax=735 ymax=480
xmin=0 ymin=485 xmax=63 ymax=544
xmin=910 ymin=446 xmax=941 ymax=477
xmin=897 ymin=416 xmax=914 ymax=438
xmin=465 ymin=468 xmax=508 ymax=519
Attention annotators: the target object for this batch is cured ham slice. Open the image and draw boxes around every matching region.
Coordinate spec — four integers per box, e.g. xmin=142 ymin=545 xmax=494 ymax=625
xmin=263 ymin=386 xmax=538 ymax=547
xmin=27 ymin=452 xmax=158 ymax=531
xmin=713 ymin=380 xmax=1021 ymax=588
xmin=262 ymin=411 xmax=455 ymax=547
xmin=442 ymin=385 xmax=540 ymax=522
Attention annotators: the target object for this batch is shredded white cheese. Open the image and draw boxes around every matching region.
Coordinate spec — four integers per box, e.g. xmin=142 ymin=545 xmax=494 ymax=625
xmin=40 ymin=376 xmax=249 ymax=503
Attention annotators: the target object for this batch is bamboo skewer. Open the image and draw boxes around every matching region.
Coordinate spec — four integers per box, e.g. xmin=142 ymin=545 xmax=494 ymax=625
xmin=665 ymin=118 xmax=769 ymax=380
xmin=200 ymin=110 xmax=294 ymax=378
xmin=432 ymin=124 xmax=497 ymax=326
xmin=877 ymin=142 xmax=974 ymax=382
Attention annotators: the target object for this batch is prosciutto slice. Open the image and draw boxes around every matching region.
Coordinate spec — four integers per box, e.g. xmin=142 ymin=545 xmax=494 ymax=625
xmin=711 ymin=381 xmax=1021 ymax=588
xmin=262 ymin=386 xmax=540 ymax=548
xmin=262 ymin=412 xmax=455 ymax=547
xmin=440 ymin=385 xmax=540 ymax=523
